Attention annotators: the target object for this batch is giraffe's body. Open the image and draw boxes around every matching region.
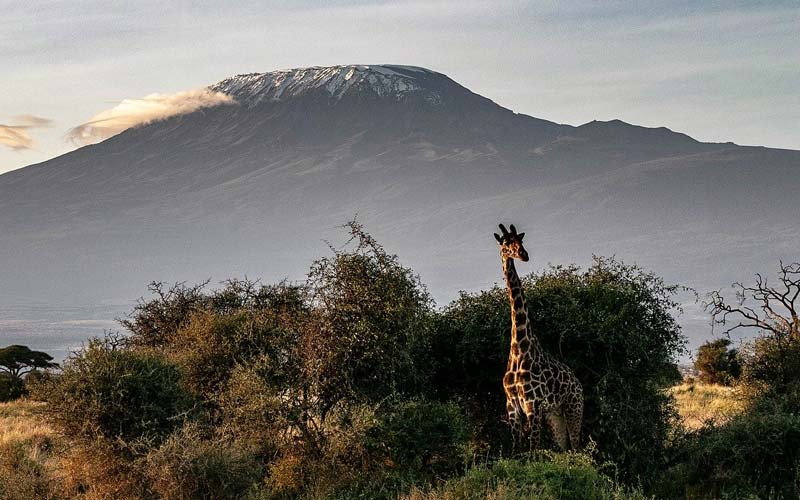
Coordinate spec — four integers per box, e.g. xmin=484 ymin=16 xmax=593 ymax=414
xmin=495 ymin=224 xmax=583 ymax=451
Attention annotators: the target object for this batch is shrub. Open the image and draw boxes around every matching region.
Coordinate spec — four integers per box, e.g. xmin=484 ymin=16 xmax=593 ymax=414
xmin=433 ymin=257 xmax=686 ymax=484
xmin=304 ymin=220 xmax=435 ymax=408
xmin=34 ymin=338 xmax=195 ymax=446
xmin=216 ymin=362 xmax=286 ymax=457
xmin=740 ymin=331 xmax=800 ymax=412
xmin=51 ymin=440 xmax=147 ymax=500
xmin=695 ymin=338 xmax=740 ymax=385
xmin=0 ymin=374 xmax=25 ymax=402
xmin=706 ymin=261 xmax=800 ymax=411
xmin=662 ymin=411 xmax=800 ymax=499
xmin=374 ymin=399 xmax=470 ymax=477
xmin=144 ymin=423 xmax=262 ymax=500
xmin=403 ymin=453 xmax=646 ymax=500
xmin=121 ymin=280 xmax=211 ymax=349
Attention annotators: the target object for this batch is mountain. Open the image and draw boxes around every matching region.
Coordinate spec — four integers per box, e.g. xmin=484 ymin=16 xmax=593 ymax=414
xmin=1 ymin=64 xmax=798 ymax=355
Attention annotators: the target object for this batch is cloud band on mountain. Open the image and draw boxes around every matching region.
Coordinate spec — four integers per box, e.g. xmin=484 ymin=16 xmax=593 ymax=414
xmin=0 ymin=115 xmax=54 ymax=151
xmin=66 ymin=89 xmax=236 ymax=145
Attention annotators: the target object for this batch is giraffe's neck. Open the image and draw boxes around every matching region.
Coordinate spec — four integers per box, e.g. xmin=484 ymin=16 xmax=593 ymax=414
xmin=502 ymin=256 xmax=542 ymax=361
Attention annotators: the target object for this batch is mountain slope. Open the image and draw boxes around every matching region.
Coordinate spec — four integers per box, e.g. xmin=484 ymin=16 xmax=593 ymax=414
xmin=1 ymin=65 xmax=798 ymax=353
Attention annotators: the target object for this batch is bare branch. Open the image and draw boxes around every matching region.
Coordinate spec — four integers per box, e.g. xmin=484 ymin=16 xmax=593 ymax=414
xmin=705 ymin=261 xmax=800 ymax=338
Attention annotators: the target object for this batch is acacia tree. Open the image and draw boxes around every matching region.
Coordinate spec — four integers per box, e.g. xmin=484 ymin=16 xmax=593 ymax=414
xmin=706 ymin=261 xmax=800 ymax=406
xmin=0 ymin=344 xmax=58 ymax=380
xmin=694 ymin=338 xmax=740 ymax=385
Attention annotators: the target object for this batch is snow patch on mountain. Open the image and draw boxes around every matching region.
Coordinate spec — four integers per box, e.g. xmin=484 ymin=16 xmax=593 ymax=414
xmin=211 ymin=65 xmax=441 ymax=105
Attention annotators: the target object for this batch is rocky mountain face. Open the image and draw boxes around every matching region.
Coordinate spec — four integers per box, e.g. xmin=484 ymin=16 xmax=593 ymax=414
xmin=1 ymin=65 xmax=798 ymax=352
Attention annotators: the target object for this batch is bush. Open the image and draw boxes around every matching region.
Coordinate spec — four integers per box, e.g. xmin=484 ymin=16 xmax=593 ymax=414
xmin=51 ymin=440 xmax=148 ymax=500
xmin=740 ymin=331 xmax=800 ymax=412
xmin=695 ymin=338 xmax=740 ymax=386
xmin=256 ymin=399 xmax=469 ymax=499
xmin=433 ymin=257 xmax=686 ymax=484
xmin=216 ymin=362 xmax=286 ymax=457
xmin=305 ymin=220 xmax=435 ymax=408
xmin=404 ymin=453 xmax=646 ymax=500
xmin=166 ymin=307 xmax=301 ymax=400
xmin=34 ymin=338 xmax=195 ymax=447
xmin=374 ymin=399 xmax=470 ymax=477
xmin=662 ymin=412 xmax=800 ymax=499
xmin=144 ymin=423 xmax=262 ymax=500
xmin=0 ymin=374 xmax=25 ymax=402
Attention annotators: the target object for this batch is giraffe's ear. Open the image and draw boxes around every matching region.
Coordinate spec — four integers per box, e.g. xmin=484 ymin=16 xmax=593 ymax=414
xmin=518 ymin=232 xmax=525 ymax=240
xmin=494 ymin=233 xmax=502 ymax=243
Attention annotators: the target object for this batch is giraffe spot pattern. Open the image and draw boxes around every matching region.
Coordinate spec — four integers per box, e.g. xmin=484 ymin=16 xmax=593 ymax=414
xmin=500 ymin=245 xmax=583 ymax=450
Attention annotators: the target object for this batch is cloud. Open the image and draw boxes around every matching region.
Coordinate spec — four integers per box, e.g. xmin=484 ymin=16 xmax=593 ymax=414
xmin=0 ymin=115 xmax=54 ymax=151
xmin=66 ymin=88 xmax=236 ymax=145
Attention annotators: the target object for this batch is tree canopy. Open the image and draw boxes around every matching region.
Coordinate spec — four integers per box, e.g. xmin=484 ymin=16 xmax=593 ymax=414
xmin=0 ymin=344 xmax=58 ymax=379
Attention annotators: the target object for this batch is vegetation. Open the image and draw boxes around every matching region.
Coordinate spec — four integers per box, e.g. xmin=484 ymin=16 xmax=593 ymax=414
xmin=0 ymin=345 xmax=57 ymax=402
xmin=1 ymin=224 xmax=798 ymax=499
xmin=35 ymin=338 xmax=196 ymax=447
xmin=0 ymin=400 xmax=61 ymax=500
xmin=431 ymin=258 xmax=686 ymax=484
xmin=668 ymin=382 xmax=743 ymax=430
xmin=403 ymin=452 xmax=647 ymax=500
xmin=657 ymin=261 xmax=800 ymax=499
xmin=693 ymin=338 xmax=740 ymax=385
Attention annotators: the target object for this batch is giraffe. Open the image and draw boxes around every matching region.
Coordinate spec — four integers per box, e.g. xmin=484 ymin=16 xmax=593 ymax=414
xmin=495 ymin=223 xmax=583 ymax=451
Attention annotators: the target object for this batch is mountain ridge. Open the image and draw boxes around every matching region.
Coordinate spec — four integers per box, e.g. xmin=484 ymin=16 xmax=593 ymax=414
xmin=0 ymin=65 xmax=798 ymax=357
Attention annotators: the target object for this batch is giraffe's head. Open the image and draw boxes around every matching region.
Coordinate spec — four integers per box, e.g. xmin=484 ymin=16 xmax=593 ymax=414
xmin=494 ymin=224 xmax=529 ymax=262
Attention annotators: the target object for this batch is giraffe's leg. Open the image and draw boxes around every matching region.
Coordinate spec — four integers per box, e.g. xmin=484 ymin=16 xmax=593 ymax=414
xmin=565 ymin=392 xmax=583 ymax=450
xmin=546 ymin=411 xmax=569 ymax=451
xmin=522 ymin=400 xmax=543 ymax=451
xmin=506 ymin=397 xmax=524 ymax=452
xmin=503 ymin=372 xmax=524 ymax=452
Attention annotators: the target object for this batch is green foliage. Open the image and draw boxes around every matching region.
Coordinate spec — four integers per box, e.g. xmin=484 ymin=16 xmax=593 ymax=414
xmin=0 ymin=374 xmax=26 ymax=402
xmin=740 ymin=330 xmax=800 ymax=412
xmin=121 ymin=280 xmax=211 ymax=349
xmin=216 ymin=362 xmax=287 ymax=457
xmin=166 ymin=301 xmax=302 ymax=400
xmin=374 ymin=399 xmax=470 ymax=476
xmin=705 ymin=261 xmax=800 ymax=410
xmin=406 ymin=453 xmax=646 ymax=500
xmin=434 ymin=257 xmax=686 ymax=483
xmin=662 ymin=411 xmax=800 ymax=499
xmin=694 ymin=338 xmax=740 ymax=386
xmin=144 ymin=423 xmax=263 ymax=500
xmin=23 ymin=223 xmax=726 ymax=498
xmin=34 ymin=338 xmax=195 ymax=446
xmin=0 ymin=345 xmax=57 ymax=380
xmin=659 ymin=262 xmax=800 ymax=498
xmin=305 ymin=220 xmax=434 ymax=408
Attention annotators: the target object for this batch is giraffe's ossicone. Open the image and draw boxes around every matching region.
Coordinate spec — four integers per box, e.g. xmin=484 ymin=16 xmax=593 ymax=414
xmin=494 ymin=223 xmax=583 ymax=451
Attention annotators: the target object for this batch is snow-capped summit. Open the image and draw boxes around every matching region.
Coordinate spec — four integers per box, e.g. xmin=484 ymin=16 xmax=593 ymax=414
xmin=211 ymin=65 xmax=447 ymax=105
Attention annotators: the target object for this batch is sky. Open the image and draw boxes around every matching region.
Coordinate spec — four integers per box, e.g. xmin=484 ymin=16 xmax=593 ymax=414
xmin=2 ymin=0 xmax=799 ymax=174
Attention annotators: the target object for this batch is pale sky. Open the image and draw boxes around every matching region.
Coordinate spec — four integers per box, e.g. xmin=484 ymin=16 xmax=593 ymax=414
xmin=2 ymin=0 xmax=799 ymax=174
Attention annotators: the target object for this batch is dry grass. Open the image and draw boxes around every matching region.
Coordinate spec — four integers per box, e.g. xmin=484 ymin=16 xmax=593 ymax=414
xmin=669 ymin=381 xmax=745 ymax=430
xmin=0 ymin=399 xmax=56 ymax=449
xmin=0 ymin=399 xmax=63 ymax=499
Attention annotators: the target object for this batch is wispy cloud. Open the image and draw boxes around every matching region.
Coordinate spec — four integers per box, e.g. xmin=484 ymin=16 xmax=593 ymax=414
xmin=0 ymin=115 xmax=54 ymax=151
xmin=66 ymin=88 xmax=235 ymax=145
